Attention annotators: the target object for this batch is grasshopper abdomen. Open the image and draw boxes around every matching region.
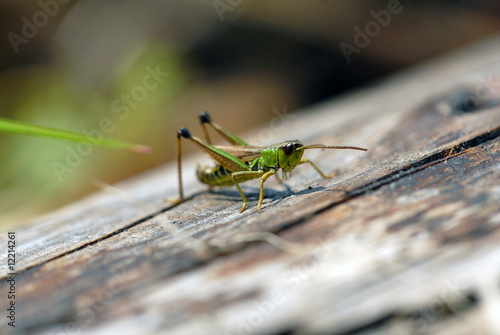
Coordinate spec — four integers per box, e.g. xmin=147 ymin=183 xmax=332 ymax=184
xmin=196 ymin=163 xmax=261 ymax=187
xmin=196 ymin=165 xmax=234 ymax=186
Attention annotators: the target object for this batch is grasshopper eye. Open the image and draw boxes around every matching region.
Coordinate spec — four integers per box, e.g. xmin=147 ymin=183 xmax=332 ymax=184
xmin=283 ymin=143 xmax=294 ymax=156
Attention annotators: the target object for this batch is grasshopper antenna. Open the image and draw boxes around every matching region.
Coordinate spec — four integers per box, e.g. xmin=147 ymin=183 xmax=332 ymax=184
xmin=297 ymin=144 xmax=368 ymax=151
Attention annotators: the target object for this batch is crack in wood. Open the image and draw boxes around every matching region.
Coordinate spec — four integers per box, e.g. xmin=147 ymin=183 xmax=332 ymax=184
xmin=0 ymin=192 xmax=203 ymax=280
xmin=269 ymin=126 xmax=500 ymax=238
xmin=347 ymin=126 xmax=500 ymax=198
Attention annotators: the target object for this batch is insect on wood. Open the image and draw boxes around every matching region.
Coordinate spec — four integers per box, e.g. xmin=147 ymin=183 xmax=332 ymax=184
xmin=175 ymin=111 xmax=367 ymax=212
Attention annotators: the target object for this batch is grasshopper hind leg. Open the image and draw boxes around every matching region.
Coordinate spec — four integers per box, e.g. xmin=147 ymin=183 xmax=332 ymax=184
xmin=199 ymin=111 xmax=213 ymax=144
xmin=199 ymin=111 xmax=249 ymax=146
xmin=165 ymin=128 xmax=189 ymax=205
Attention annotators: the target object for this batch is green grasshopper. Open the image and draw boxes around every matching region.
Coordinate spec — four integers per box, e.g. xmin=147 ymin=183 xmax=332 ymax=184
xmin=176 ymin=111 xmax=367 ymax=212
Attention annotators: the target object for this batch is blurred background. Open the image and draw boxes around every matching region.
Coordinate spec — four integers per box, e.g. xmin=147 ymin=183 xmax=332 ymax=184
xmin=1 ymin=0 xmax=499 ymax=228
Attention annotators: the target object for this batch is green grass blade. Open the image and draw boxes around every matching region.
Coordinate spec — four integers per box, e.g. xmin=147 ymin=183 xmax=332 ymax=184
xmin=0 ymin=117 xmax=151 ymax=154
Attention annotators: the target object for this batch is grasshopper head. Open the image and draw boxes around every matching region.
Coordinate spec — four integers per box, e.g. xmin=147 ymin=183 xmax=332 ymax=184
xmin=278 ymin=140 xmax=304 ymax=174
xmin=278 ymin=141 xmax=368 ymax=178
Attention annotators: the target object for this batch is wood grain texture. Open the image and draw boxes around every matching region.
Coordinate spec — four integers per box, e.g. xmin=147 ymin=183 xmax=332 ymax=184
xmin=1 ymin=35 xmax=500 ymax=335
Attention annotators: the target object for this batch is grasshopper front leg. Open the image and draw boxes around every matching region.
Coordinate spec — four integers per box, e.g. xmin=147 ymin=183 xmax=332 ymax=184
xmin=257 ymin=170 xmax=277 ymax=211
xmin=230 ymin=169 xmax=276 ymax=212
xmin=231 ymin=170 xmax=264 ymax=212
xmin=298 ymin=159 xmax=336 ymax=178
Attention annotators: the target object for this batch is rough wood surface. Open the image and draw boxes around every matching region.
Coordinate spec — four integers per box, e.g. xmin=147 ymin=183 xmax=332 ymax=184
xmin=1 ymin=35 xmax=500 ymax=335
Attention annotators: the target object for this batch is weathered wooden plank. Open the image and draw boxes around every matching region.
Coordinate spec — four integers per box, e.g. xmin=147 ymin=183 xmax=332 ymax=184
xmin=28 ymin=138 xmax=500 ymax=335
xmin=1 ymin=35 xmax=500 ymax=335
xmin=59 ymin=132 xmax=499 ymax=335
